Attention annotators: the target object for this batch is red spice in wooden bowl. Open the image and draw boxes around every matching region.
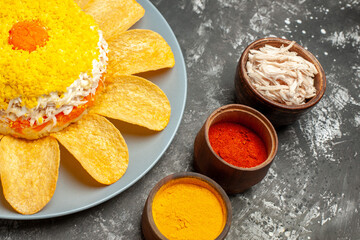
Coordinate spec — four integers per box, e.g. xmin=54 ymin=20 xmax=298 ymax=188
xmin=208 ymin=122 xmax=267 ymax=168
xmin=193 ymin=104 xmax=278 ymax=194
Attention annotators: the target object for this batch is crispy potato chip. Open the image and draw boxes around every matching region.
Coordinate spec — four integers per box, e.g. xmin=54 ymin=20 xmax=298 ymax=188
xmin=74 ymin=0 xmax=91 ymax=9
xmin=107 ymin=29 xmax=175 ymax=76
xmin=52 ymin=114 xmax=128 ymax=185
xmin=0 ymin=135 xmax=1 ymax=167
xmin=83 ymin=0 xmax=145 ymax=41
xmin=0 ymin=136 xmax=60 ymax=215
xmin=90 ymin=75 xmax=171 ymax=131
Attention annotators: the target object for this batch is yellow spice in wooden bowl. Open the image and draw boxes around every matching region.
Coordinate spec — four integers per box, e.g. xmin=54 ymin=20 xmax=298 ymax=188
xmin=152 ymin=177 xmax=226 ymax=240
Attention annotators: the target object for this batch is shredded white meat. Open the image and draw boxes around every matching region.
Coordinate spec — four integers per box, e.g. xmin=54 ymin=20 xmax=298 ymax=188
xmin=246 ymin=41 xmax=317 ymax=105
xmin=0 ymin=31 xmax=108 ymax=126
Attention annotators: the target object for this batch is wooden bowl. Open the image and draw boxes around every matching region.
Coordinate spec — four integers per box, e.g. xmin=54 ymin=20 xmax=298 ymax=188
xmin=234 ymin=37 xmax=326 ymax=126
xmin=142 ymin=172 xmax=232 ymax=240
xmin=193 ymin=104 xmax=278 ymax=194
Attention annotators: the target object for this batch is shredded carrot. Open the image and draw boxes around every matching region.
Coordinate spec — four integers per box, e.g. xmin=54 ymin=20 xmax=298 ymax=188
xmin=8 ymin=82 xmax=103 ymax=134
xmin=8 ymin=20 xmax=49 ymax=52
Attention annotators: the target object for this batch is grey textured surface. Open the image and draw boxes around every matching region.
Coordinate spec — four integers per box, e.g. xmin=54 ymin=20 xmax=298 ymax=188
xmin=1 ymin=0 xmax=359 ymax=239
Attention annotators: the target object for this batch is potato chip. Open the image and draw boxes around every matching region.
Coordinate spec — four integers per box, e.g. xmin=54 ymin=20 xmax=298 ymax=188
xmin=0 ymin=135 xmax=4 ymax=172
xmin=107 ymin=29 xmax=175 ymax=76
xmin=52 ymin=114 xmax=128 ymax=185
xmin=74 ymin=0 xmax=91 ymax=9
xmin=0 ymin=135 xmax=2 ymax=172
xmin=0 ymin=136 xmax=60 ymax=215
xmin=83 ymin=0 xmax=145 ymax=41
xmin=90 ymin=75 xmax=171 ymax=131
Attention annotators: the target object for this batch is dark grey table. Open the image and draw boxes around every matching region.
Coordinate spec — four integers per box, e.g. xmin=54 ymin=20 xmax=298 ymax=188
xmin=1 ymin=0 xmax=359 ymax=239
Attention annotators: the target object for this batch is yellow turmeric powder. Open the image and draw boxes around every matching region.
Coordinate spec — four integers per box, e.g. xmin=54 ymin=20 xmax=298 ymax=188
xmin=152 ymin=178 xmax=226 ymax=240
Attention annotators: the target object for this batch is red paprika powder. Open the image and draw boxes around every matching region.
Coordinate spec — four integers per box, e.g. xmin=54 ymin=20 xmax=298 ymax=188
xmin=208 ymin=122 xmax=267 ymax=168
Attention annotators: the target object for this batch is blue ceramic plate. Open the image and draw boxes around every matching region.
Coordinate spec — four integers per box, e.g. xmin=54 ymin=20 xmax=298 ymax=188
xmin=0 ymin=0 xmax=187 ymax=220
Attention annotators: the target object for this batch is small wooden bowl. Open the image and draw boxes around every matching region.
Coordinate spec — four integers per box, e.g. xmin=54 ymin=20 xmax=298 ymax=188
xmin=234 ymin=37 xmax=326 ymax=126
xmin=193 ymin=104 xmax=278 ymax=194
xmin=142 ymin=172 xmax=232 ymax=240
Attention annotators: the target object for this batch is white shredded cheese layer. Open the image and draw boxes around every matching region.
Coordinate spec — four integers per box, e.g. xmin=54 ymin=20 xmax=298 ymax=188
xmin=246 ymin=41 xmax=317 ymax=105
xmin=0 ymin=31 xmax=108 ymax=126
